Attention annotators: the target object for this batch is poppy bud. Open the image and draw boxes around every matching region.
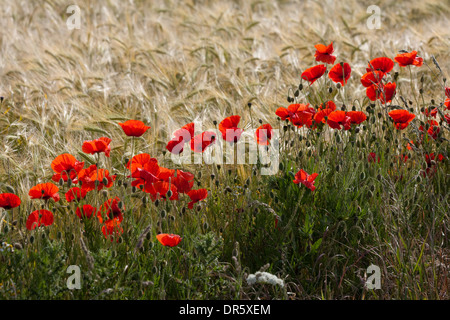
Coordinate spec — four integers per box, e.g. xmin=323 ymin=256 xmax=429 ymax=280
xmin=328 ymin=87 xmax=333 ymax=93
xmin=228 ymin=169 xmax=232 ymax=175
xmin=215 ymin=180 xmax=219 ymax=187
xmin=210 ymin=174 xmax=215 ymax=180
xmin=57 ymin=231 xmax=62 ymax=239
xmin=139 ymin=184 xmax=144 ymax=190
xmin=283 ymin=125 xmax=288 ymax=132
xmin=419 ymin=88 xmax=423 ymax=94
xmin=132 ymin=186 xmax=137 ymax=193
xmin=336 ymin=83 xmax=341 ymax=89
xmin=216 ymin=165 xmax=221 ymax=171
xmin=225 ymin=186 xmax=232 ymax=193
xmin=59 ymin=178 xmax=64 ymax=186
xmin=259 ymin=119 xmax=263 ymax=124
xmin=29 ymin=235 xmax=34 ymax=244
xmin=298 ymin=83 xmax=303 ymax=91
xmin=294 ymin=90 xmax=299 ymax=97
xmin=167 ymin=190 xmax=173 ymax=198
xmin=124 ymin=158 xmax=129 ymax=165
xmin=102 ymin=190 xmax=108 ymax=198
xmin=162 ymin=150 xmax=166 ymax=156
xmin=160 ymin=210 xmax=166 ymax=218
xmin=213 ymin=120 xmax=217 ymax=126
xmin=197 ymin=171 xmax=202 ymax=179
xmin=431 ymin=99 xmax=435 ymax=105
xmin=196 ymin=205 xmax=201 ymax=212
xmin=181 ymin=206 xmax=186 ymax=215
xmin=247 ymin=102 xmax=252 ymax=108
xmin=142 ymin=196 xmax=147 ymax=204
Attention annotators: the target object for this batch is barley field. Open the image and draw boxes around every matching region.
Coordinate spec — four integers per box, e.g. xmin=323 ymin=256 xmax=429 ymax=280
xmin=0 ymin=0 xmax=449 ymax=300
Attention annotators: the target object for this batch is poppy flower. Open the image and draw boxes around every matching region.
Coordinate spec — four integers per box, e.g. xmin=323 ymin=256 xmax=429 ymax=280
xmin=347 ymin=111 xmax=367 ymax=125
xmin=293 ymin=169 xmax=318 ymax=192
xmin=102 ymin=218 xmax=123 ymax=241
xmin=166 ymin=122 xmax=195 ymax=154
xmin=65 ymin=187 xmax=87 ymax=202
xmin=26 ymin=209 xmax=54 ymax=230
xmin=395 ymin=51 xmax=423 ymax=67
xmin=51 ymin=153 xmax=84 ymax=184
xmin=290 ymin=108 xmax=316 ymax=128
xmin=78 ymin=165 xmax=116 ymax=191
xmin=187 ymin=189 xmax=208 ymax=209
xmin=326 ymin=110 xmax=351 ymax=130
xmin=367 ymin=82 xmax=396 ymax=103
xmin=29 ymin=183 xmax=60 ymax=202
xmin=366 ymin=57 xmax=394 ymax=73
xmin=276 ymin=104 xmax=311 ymax=121
xmin=422 ymin=153 xmax=445 ymax=177
xmin=446 ymin=87 xmax=450 ymax=99
xmin=368 ymin=152 xmax=380 ymax=163
xmin=219 ymin=116 xmax=244 ymax=143
xmin=328 ymin=62 xmax=351 ymax=86
xmin=388 ymin=109 xmax=415 ymax=130
xmin=145 ymin=181 xmax=179 ymax=201
xmin=190 ymin=131 xmax=216 ymax=153
xmin=313 ymin=101 xmax=336 ymax=124
xmin=301 ymin=64 xmax=326 ymax=85
xmin=82 ymin=137 xmax=112 ymax=157
xmin=118 ymin=120 xmax=151 ymax=137
xmin=171 ymin=170 xmax=195 ymax=194
xmin=445 ymin=99 xmax=450 ymax=110
xmin=419 ymin=120 xmax=440 ymax=140
xmin=314 ymin=42 xmax=336 ymax=65
xmin=422 ymin=107 xmax=438 ymax=118
xmin=156 ymin=233 xmax=182 ymax=247
xmin=100 ymin=197 xmax=124 ymax=222
xmin=360 ymin=71 xmax=385 ymax=87
xmin=0 ymin=193 xmax=21 ymax=210
xmin=445 ymin=114 xmax=450 ymax=125
xmin=255 ymin=124 xmax=273 ymax=145
xmin=126 ymin=153 xmax=158 ymax=173
xmin=75 ymin=205 xmax=98 ymax=220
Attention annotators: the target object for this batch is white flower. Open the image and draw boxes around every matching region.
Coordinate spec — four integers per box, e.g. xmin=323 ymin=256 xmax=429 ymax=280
xmin=246 ymin=271 xmax=284 ymax=287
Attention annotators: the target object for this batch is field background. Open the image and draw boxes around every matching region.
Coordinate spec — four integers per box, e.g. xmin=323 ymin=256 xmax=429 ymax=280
xmin=0 ymin=0 xmax=449 ymax=300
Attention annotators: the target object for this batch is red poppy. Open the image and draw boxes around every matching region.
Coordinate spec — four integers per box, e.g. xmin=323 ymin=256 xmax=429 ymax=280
xmin=313 ymin=101 xmax=336 ymax=124
xmin=29 ymin=183 xmax=60 ymax=202
xmin=422 ymin=153 xmax=445 ymax=177
xmin=293 ymin=169 xmax=318 ymax=192
xmin=0 ymin=193 xmax=21 ymax=209
xmin=190 ymin=131 xmax=216 ymax=153
xmin=78 ymin=165 xmax=116 ymax=191
xmin=388 ymin=109 xmax=416 ymax=130
xmin=328 ymin=62 xmax=351 ymax=86
xmin=156 ymin=233 xmax=182 ymax=247
xmin=366 ymin=82 xmax=396 ymax=104
xmin=347 ymin=111 xmax=367 ymax=125
xmin=422 ymin=107 xmax=438 ymax=118
xmin=276 ymin=104 xmax=310 ymax=121
xmin=394 ymin=51 xmax=423 ymax=67
xmin=118 ymin=120 xmax=151 ymax=137
xmin=446 ymin=87 xmax=450 ymax=99
xmin=301 ymin=64 xmax=326 ymax=85
xmin=82 ymin=137 xmax=112 ymax=157
xmin=368 ymin=152 xmax=380 ymax=163
xmin=145 ymin=181 xmax=179 ymax=201
xmin=187 ymin=189 xmax=208 ymax=209
xmin=171 ymin=170 xmax=195 ymax=194
xmin=26 ymin=209 xmax=54 ymax=230
xmin=399 ymin=154 xmax=408 ymax=163
xmin=255 ymin=124 xmax=273 ymax=145
xmin=326 ymin=110 xmax=351 ymax=130
xmin=100 ymin=197 xmax=124 ymax=222
xmin=445 ymin=114 xmax=450 ymax=125
xmin=290 ymin=107 xmax=316 ymax=128
xmin=166 ymin=123 xmax=195 ymax=154
xmin=366 ymin=57 xmax=394 ymax=73
xmin=360 ymin=71 xmax=385 ymax=87
xmin=75 ymin=205 xmax=98 ymax=220
xmin=65 ymin=187 xmax=87 ymax=202
xmin=102 ymin=218 xmax=123 ymax=241
xmin=51 ymin=153 xmax=84 ymax=184
xmin=419 ymin=120 xmax=440 ymax=140
xmin=126 ymin=153 xmax=158 ymax=173
xmin=314 ymin=42 xmax=336 ymax=65
xmin=445 ymin=99 xmax=450 ymax=110
xmin=219 ymin=115 xmax=244 ymax=143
